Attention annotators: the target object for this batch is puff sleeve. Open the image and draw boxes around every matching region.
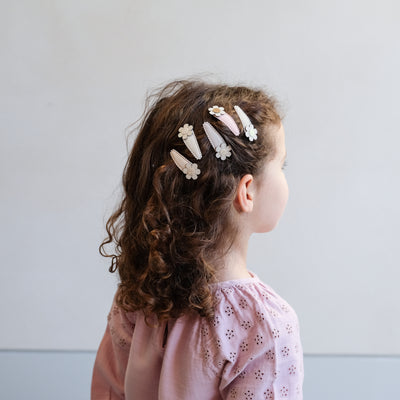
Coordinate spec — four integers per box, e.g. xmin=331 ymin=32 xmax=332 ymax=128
xmin=220 ymin=337 xmax=304 ymax=400
xmin=211 ymin=284 xmax=304 ymax=400
xmin=91 ymin=292 xmax=136 ymax=399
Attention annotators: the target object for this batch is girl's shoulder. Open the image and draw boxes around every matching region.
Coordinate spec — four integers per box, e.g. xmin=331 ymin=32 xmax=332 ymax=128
xmin=201 ymin=271 xmax=302 ymax=356
xmin=197 ymin=271 xmax=304 ymax=388
xmin=209 ymin=271 xmax=300 ymax=327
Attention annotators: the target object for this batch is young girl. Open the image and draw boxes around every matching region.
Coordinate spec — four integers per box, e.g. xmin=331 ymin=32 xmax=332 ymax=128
xmin=91 ymin=79 xmax=304 ymax=399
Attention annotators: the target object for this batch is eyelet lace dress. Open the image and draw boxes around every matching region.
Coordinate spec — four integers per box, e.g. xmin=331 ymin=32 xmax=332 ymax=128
xmin=91 ymin=272 xmax=304 ymax=399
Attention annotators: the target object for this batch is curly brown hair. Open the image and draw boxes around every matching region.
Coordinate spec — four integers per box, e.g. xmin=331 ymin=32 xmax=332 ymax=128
xmin=99 ymin=78 xmax=283 ymax=322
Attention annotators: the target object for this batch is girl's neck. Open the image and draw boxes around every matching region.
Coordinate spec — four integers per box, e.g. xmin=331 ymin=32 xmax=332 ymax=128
xmin=214 ymin=231 xmax=251 ymax=282
xmin=215 ymin=265 xmax=252 ymax=282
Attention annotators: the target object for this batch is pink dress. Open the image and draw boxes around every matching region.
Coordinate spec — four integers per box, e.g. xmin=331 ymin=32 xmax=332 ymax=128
xmin=91 ymin=272 xmax=304 ymax=399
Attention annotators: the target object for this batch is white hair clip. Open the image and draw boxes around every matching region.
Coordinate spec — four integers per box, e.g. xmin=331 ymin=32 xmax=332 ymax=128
xmin=170 ymin=149 xmax=201 ymax=180
xmin=203 ymin=122 xmax=232 ymax=161
xmin=208 ymin=105 xmax=240 ymax=136
xmin=170 ymin=105 xmax=256 ymax=180
xmin=177 ymin=123 xmax=202 ymax=159
xmin=234 ymin=105 xmax=258 ymax=141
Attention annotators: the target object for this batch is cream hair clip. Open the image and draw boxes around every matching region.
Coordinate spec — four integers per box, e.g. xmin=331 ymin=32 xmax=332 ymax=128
xmin=170 ymin=149 xmax=201 ymax=180
xmin=202 ymin=122 xmax=232 ymax=161
xmin=170 ymin=105 xmax=257 ymax=179
xmin=177 ymin=123 xmax=202 ymax=159
xmin=234 ymin=105 xmax=258 ymax=141
xmin=208 ymin=105 xmax=240 ymax=136
xmin=170 ymin=123 xmax=203 ymax=180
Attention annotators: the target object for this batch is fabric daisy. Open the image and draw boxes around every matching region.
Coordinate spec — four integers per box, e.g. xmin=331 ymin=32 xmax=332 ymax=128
xmin=245 ymin=125 xmax=258 ymax=141
xmin=215 ymin=143 xmax=232 ymax=160
xmin=208 ymin=106 xmax=226 ymax=117
xmin=178 ymin=124 xmax=194 ymax=140
xmin=183 ymin=163 xmax=201 ymax=180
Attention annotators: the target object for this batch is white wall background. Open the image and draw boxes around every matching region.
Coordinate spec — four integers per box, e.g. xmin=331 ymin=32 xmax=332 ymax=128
xmin=1 ymin=0 xmax=399 ymax=355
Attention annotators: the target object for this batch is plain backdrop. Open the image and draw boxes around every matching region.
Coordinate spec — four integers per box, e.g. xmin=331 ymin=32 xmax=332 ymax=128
xmin=1 ymin=0 xmax=399 ymax=355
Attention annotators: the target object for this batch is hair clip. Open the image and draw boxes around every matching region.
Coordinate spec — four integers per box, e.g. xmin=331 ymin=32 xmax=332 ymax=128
xmin=233 ymin=105 xmax=258 ymax=141
xmin=170 ymin=149 xmax=201 ymax=180
xmin=208 ymin=105 xmax=240 ymax=136
xmin=177 ymin=123 xmax=202 ymax=159
xmin=203 ymin=122 xmax=232 ymax=161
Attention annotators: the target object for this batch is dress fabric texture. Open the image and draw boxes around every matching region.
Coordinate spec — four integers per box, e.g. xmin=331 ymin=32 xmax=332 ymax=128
xmin=91 ymin=272 xmax=304 ymax=399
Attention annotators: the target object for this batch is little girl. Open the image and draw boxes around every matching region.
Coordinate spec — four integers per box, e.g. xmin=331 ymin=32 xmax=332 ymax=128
xmin=91 ymin=79 xmax=304 ymax=399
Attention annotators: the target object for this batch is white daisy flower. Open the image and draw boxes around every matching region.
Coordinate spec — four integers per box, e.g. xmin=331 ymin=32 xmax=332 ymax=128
xmin=178 ymin=124 xmax=194 ymax=140
xmin=245 ymin=125 xmax=258 ymax=141
xmin=208 ymin=106 xmax=226 ymax=117
xmin=215 ymin=143 xmax=232 ymax=160
xmin=183 ymin=163 xmax=200 ymax=180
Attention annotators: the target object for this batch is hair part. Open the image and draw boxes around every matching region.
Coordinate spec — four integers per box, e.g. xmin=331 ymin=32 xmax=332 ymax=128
xmin=99 ymin=78 xmax=283 ymax=322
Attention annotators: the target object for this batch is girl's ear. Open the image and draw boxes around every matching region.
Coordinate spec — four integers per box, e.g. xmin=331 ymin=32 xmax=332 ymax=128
xmin=233 ymin=174 xmax=254 ymax=213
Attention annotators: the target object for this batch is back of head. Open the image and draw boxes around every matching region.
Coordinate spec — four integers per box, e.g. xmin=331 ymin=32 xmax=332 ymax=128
xmin=100 ymin=78 xmax=283 ymax=322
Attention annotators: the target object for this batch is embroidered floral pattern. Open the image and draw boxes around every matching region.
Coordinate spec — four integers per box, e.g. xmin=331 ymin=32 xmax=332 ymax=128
xmin=270 ymin=309 xmax=279 ymax=318
xmin=281 ymin=346 xmax=290 ymax=357
xmin=272 ymin=328 xmax=280 ymax=339
xmin=280 ymin=385 xmax=289 ymax=397
xmin=266 ymin=349 xmax=275 ymax=360
xmin=254 ymin=370 xmax=264 ymax=380
xmin=289 ymin=364 xmax=296 ymax=375
xmin=254 ymin=334 xmax=263 ymax=345
xmin=240 ymin=341 xmax=249 ymax=352
xmin=264 ymin=389 xmax=273 ymax=399
xmin=261 ymin=291 xmax=270 ymax=300
xmin=178 ymin=123 xmax=194 ymax=140
xmin=182 ymin=162 xmax=200 ymax=180
xmin=201 ymin=326 xmax=209 ymax=337
xmin=280 ymin=302 xmax=290 ymax=313
xmin=224 ymin=304 xmax=234 ymax=316
xmin=208 ymin=105 xmax=226 ymax=117
xmin=241 ymin=320 xmax=252 ymax=330
xmin=222 ymin=287 xmax=234 ymax=295
xmin=212 ymin=315 xmax=221 ymax=327
xmin=239 ymin=299 xmax=248 ymax=309
xmin=296 ymin=384 xmax=302 ymax=395
xmin=215 ymin=143 xmax=232 ymax=160
xmin=256 ymin=311 xmax=265 ymax=322
xmin=238 ymin=370 xmax=248 ymax=379
xmin=230 ymin=388 xmax=238 ymax=398
xmin=226 ymin=329 xmax=235 ymax=340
